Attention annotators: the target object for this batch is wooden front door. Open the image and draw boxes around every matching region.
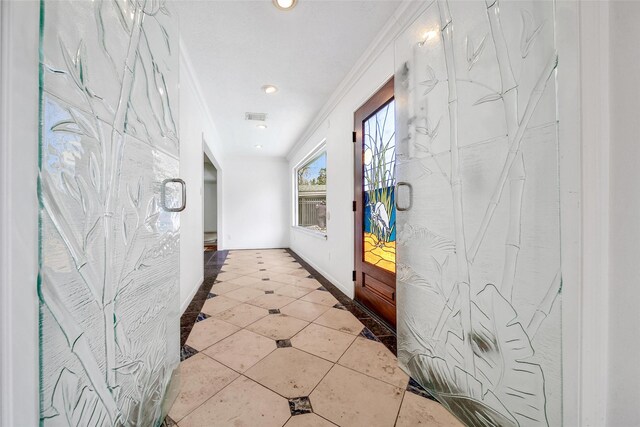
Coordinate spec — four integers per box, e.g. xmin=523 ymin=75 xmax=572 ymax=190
xmin=354 ymin=77 xmax=397 ymax=328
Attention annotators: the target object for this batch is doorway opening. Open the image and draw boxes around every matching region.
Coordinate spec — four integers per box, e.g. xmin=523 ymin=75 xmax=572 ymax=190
xmin=203 ymin=153 xmax=218 ymax=252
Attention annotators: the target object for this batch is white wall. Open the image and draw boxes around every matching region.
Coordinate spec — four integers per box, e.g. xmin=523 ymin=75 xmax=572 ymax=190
xmin=289 ymin=47 xmax=393 ymax=298
xmin=608 ymin=2 xmax=640 ymax=425
xmin=204 ymin=180 xmax=217 ymax=232
xmin=223 ymin=156 xmax=289 ymax=250
xmin=179 ymin=46 xmax=226 ymax=312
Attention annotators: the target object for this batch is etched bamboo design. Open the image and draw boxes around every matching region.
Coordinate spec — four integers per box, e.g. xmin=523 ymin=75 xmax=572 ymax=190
xmin=39 ymin=1 xmax=179 ymax=425
xmin=396 ymin=0 xmax=561 ymax=425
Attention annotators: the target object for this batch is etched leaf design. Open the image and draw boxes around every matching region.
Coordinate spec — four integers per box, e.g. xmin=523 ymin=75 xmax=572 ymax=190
xmin=445 ymin=284 xmax=548 ymax=426
xmin=113 ymin=360 xmax=143 ymax=376
xmin=420 ymin=65 xmax=439 ymax=95
xmin=122 ymin=208 xmax=129 ymax=246
xmin=89 ymin=152 xmax=100 ymax=191
xmin=520 ymin=10 xmax=544 ymax=58
xmin=408 ymin=354 xmax=518 ymax=427
xmin=466 ymin=33 xmax=487 ymax=70
xmin=42 ymin=368 xmax=111 ymax=425
xmin=473 ymin=92 xmax=503 ymax=106
xmin=60 ymin=172 xmax=81 ymax=202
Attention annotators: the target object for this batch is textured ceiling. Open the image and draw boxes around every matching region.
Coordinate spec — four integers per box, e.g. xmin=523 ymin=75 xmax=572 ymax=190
xmin=177 ymin=0 xmax=402 ymax=157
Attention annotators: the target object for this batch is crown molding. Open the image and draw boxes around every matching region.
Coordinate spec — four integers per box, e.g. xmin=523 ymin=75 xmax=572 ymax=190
xmin=285 ymin=0 xmax=433 ymax=161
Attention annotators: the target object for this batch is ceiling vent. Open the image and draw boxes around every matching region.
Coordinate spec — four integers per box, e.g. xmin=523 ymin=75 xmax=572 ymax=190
xmin=245 ymin=112 xmax=267 ymax=122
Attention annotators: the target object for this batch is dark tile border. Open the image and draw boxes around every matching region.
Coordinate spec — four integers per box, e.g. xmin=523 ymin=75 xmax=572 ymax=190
xmin=285 ymin=248 xmax=397 ymax=355
xmin=180 ymin=250 xmax=229 ymax=347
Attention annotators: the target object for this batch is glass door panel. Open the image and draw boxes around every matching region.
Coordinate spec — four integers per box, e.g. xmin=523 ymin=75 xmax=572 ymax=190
xmin=394 ymin=1 xmax=562 ymax=425
xmin=38 ymin=1 xmax=181 ymax=425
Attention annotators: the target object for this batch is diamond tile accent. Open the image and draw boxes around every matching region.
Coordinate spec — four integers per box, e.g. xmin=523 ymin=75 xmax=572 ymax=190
xmin=269 ymin=309 xmax=281 ymax=314
xmin=180 ymin=345 xmax=198 ymax=362
xmin=276 ymin=339 xmax=292 ymax=348
xmin=195 ymin=312 xmax=210 ymax=322
xmin=288 ymin=397 xmax=313 ymax=416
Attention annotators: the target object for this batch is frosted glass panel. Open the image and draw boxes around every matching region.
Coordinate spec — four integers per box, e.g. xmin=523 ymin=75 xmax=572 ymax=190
xmin=38 ymin=1 xmax=180 ymax=425
xmin=395 ymin=1 xmax=561 ymax=426
xmin=363 ymin=100 xmax=397 ymax=273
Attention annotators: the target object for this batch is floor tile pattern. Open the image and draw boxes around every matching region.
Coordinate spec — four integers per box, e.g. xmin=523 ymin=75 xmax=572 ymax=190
xmin=169 ymin=249 xmax=462 ymax=426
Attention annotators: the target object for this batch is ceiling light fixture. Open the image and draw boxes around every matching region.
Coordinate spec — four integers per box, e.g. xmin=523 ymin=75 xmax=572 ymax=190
xmin=418 ymin=29 xmax=438 ymax=47
xmin=256 ymin=124 xmax=267 ymax=129
xmin=272 ymin=0 xmax=297 ymax=11
xmin=255 ymin=145 xmax=263 ymax=149
xmin=262 ymin=84 xmax=278 ymax=94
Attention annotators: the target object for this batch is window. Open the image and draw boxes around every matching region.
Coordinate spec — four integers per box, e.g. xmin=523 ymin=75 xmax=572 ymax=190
xmin=294 ymin=147 xmax=327 ymax=234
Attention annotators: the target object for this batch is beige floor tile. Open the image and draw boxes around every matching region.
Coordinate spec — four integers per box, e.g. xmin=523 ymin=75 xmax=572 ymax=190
xmin=201 ymin=295 xmax=242 ymax=316
xmin=288 ymin=268 xmax=312 ymax=278
xmin=209 ymin=281 xmax=242 ymax=295
xmin=248 ymin=270 xmax=272 ymax=280
xmin=284 ymin=413 xmax=336 ymax=427
xmin=268 ymin=265 xmax=299 ymax=273
xmin=213 ymin=303 xmax=269 ymax=328
xmin=291 ymin=277 xmax=323 ymax=289
xmin=224 ymin=287 xmax=266 ymax=302
xmin=396 ymin=391 xmax=463 ymax=427
xmin=291 ymin=323 xmax=356 ymax=362
xmin=269 ymin=273 xmax=303 ymax=286
xmin=185 ymin=318 xmax=240 ymax=351
xmin=280 ymin=299 xmax=331 ymax=322
xmin=228 ymin=275 xmax=265 ymax=287
xmin=245 ymin=280 xmax=287 ymax=292
xmin=178 ymin=376 xmax=291 ymax=427
xmin=245 ymin=347 xmax=333 ymax=398
xmin=247 ymin=293 xmax=296 ymax=309
xmin=246 ymin=314 xmax=309 ymax=340
xmin=300 ymin=290 xmax=339 ymax=307
xmin=215 ymin=271 xmax=243 ymax=282
xmin=168 ymin=353 xmax=238 ymax=422
xmin=310 ymin=364 xmax=404 ymax=427
xmin=314 ymin=308 xmax=364 ymax=335
xmin=204 ymin=329 xmax=277 ymax=373
xmin=338 ymin=337 xmax=408 ymax=388
xmin=275 ymin=284 xmax=314 ymax=299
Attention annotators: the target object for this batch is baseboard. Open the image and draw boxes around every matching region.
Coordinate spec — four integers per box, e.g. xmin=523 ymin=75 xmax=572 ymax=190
xmin=181 ymin=275 xmax=203 ymax=315
xmin=289 ymin=248 xmax=353 ymax=299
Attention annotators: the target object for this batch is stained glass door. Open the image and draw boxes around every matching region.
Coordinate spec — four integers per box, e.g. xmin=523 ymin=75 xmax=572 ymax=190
xmin=38 ymin=1 xmax=181 ymax=425
xmin=394 ymin=1 xmax=562 ymax=425
xmin=354 ymin=78 xmax=397 ymax=327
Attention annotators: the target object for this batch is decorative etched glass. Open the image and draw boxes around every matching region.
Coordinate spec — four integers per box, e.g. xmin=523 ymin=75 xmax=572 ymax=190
xmin=395 ymin=1 xmax=561 ymax=425
xmin=363 ymin=100 xmax=397 ymax=273
xmin=38 ymin=1 xmax=180 ymax=425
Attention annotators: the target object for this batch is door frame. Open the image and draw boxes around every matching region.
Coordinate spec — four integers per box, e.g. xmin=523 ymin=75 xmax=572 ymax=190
xmin=353 ymin=77 xmax=396 ymax=327
xmin=0 ymin=1 xmax=40 ymax=426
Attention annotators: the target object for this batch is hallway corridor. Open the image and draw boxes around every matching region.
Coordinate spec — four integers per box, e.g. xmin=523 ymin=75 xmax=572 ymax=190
xmin=169 ymin=250 xmax=461 ymax=427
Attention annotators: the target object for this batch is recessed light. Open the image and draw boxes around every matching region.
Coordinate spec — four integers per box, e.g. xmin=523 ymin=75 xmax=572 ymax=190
xmin=418 ymin=29 xmax=438 ymax=47
xmin=255 ymin=145 xmax=263 ymax=149
xmin=256 ymin=124 xmax=267 ymax=129
xmin=262 ymin=85 xmax=278 ymax=94
xmin=272 ymin=0 xmax=297 ymax=11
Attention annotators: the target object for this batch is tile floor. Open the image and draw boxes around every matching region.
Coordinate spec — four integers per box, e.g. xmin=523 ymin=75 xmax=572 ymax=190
xmin=169 ymin=249 xmax=462 ymax=427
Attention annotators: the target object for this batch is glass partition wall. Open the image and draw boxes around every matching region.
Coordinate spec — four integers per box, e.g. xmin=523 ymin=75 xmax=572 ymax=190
xmin=394 ymin=1 xmax=562 ymax=425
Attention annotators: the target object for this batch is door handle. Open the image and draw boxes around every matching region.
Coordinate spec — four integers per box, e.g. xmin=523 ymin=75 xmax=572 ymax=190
xmin=395 ymin=182 xmax=413 ymax=211
xmin=161 ymin=178 xmax=186 ymax=212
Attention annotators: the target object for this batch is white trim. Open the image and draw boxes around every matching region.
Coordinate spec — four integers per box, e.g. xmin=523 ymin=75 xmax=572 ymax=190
xmin=286 ymin=0 xmax=433 ymax=161
xmin=291 ymin=226 xmax=327 ymax=240
xmin=576 ymin=1 xmax=610 ymax=425
xmin=0 ymin=1 xmax=40 ymax=426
